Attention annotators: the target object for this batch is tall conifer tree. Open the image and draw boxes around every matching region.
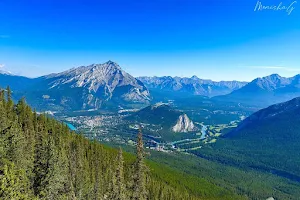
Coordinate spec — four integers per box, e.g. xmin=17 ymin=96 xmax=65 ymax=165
xmin=132 ymin=127 xmax=147 ymax=200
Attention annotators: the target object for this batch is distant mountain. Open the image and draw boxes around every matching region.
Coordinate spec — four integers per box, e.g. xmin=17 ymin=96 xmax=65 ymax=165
xmin=215 ymin=74 xmax=300 ymax=107
xmin=200 ymin=97 xmax=300 ymax=181
xmin=0 ymin=70 xmax=37 ymax=91
xmin=138 ymin=76 xmax=247 ymax=97
xmin=0 ymin=69 xmax=13 ymax=75
xmin=11 ymin=61 xmax=151 ymax=111
xmin=127 ymin=103 xmax=198 ymax=133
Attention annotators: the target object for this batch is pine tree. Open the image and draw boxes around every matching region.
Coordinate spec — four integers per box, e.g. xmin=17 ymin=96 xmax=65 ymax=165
xmin=116 ymin=147 xmax=126 ymax=200
xmin=32 ymin=122 xmax=48 ymax=198
xmin=44 ymin=134 xmax=69 ymax=200
xmin=0 ymin=89 xmax=5 ymax=102
xmin=0 ymin=162 xmax=29 ymax=200
xmin=87 ymin=140 xmax=103 ymax=200
xmin=0 ymin=89 xmax=8 ymax=132
xmin=132 ymin=127 xmax=147 ymax=200
xmin=68 ymin=135 xmax=91 ymax=199
xmin=0 ymin=117 xmax=31 ymax=199
xmin=15 ymin=98 xmax=35 ymax=193
xmin=107 ymin=147 xmax=126 ymax=200
xmin=5 ymin=86 xmax=14 ymax=121
xmin=3 ymin=119 xmax=25 ymax=166
xmin=106 ymin=160 xmax=117 ymax=200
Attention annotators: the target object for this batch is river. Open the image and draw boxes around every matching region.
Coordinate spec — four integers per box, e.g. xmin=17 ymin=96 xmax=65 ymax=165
xmin=200 ymin=125 xmax=207 ymax=139
xmin=66 ymin=123 xmax=77 ymax=131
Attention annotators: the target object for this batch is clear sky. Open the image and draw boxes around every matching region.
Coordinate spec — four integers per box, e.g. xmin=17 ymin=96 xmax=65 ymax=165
xmin=0 ymin=0 xmax=299 ymax=81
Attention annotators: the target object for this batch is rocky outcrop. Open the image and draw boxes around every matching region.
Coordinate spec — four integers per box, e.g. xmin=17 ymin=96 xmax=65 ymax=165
xmin=172 ymin=114 xmax=198 ymax=133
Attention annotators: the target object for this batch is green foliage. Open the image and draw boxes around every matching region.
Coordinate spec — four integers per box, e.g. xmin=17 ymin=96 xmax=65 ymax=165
xmin=116 ymin=148 xmax=126 ymax=200
xmin=132 ymin=128 xmax=147 ymax=200
xmin=0 ymin=162 xmax=29 ymax=200
xmin=2 ymin=88 xmax=240 ymax=200
xmin=148 ymin=149 xmax=300 ymax=200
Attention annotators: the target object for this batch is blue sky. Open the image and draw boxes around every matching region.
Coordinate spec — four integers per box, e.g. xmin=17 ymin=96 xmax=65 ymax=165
xmin=0 ymin=0 xmax=299 ymax=81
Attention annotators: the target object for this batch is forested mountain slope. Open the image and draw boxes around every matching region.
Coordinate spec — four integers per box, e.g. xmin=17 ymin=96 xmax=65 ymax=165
xmin=0 ymin=72 xmax=37 ymax=91
xmin=0 ymin=86 xmax=240 ymax=200
xmin=193 ymin=97 xmax=300 ymax=185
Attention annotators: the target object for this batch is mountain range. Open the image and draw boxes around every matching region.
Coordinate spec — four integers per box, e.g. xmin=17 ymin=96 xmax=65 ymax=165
xmin=1 ymin=62 xmax=300 ymax=111
xmin=215 ymin=74 xmax=300 ymax=107
xmin=1 ymin=61 xmax=151 ymax=111
xmin=138 ymin=76 xmax=247 ymax=97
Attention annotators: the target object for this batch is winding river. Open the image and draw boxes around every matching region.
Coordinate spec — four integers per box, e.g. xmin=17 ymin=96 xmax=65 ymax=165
xmin=200 ymin=125 xmax=208 ymax=139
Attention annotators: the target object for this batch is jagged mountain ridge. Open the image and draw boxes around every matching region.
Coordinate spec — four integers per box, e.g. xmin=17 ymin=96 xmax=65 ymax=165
xmin=42 ymin=61 xmax=150 ymax=101
xmin=0 ymin=61 xmax=151 ymax=111
xmin=32 ymin=61 xmax=151 ymax=110
xmin=138 ymin=76 xmax=247 ymax=97
xmin=1 ymin=63 xmax=300 ymax=111
xmin=215 ymin=73 xmax=300 ymax=107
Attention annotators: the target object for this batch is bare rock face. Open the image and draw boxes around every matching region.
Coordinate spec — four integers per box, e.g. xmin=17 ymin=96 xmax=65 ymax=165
xmin=172 ymin=114 xmax=198 ymax=133
xmin=46 ymin=61 xmax=150 ymax=100
xmin=40 ymin=61 xmax=151 ymax=110
xmin=266 ymin=197 xmax=275 ymax=200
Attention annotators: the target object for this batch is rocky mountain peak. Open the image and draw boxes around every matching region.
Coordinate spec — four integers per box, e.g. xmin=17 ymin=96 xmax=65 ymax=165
xmin=0 ymin=69 xmax=13 ymax=76
xmin=90 ymin=60 xmax=121 ymax=72
xmin=269 ymin=73 xmax=281 ymax=78
xmin=191 ymin=75 xmax=199 ymax=80
xmin=46 ymin=61 xmax=143 ymax=91
xmin=264 ymin=73 xmax=287 ymax=81
xmin=172 ymin=114 xmax=198 ymax=133
xmin=246 ymin=73 xmax=292 ymax=91
xmin=37 ymin=61 xmax=151 ymax=110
